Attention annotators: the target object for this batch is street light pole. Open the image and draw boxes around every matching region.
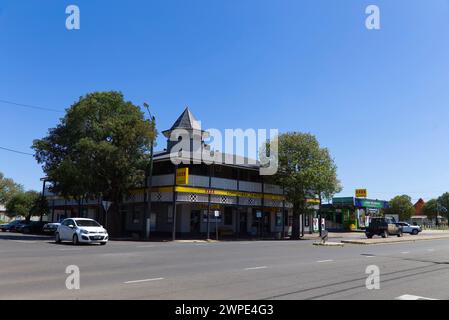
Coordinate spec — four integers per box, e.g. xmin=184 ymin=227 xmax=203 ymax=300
xmin=142 ymin=103 xmax=156 ymax=240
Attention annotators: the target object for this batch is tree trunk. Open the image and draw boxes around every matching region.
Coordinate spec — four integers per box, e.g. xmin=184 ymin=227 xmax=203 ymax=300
xmin=107 ymin=197 xmax=122 ymax=238
xmin=291 ymin=205 xmax=301 ymax=240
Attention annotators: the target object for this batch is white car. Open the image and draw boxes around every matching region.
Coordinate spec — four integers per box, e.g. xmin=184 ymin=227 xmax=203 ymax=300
xmin=55 ymin=218 xmax=108 ymax=245
xmin=397 ymin=222 xmax=422 ymax=235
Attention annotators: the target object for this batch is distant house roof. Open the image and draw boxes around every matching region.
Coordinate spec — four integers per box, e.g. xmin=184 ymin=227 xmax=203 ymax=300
xmin=414 ymin=198 xmax=425 ymax=206
xmin=414 ymin=198 xmax=425 ymax=215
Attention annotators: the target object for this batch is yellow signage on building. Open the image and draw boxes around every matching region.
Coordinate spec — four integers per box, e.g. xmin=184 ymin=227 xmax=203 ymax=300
xmin=176 ymin=168 xmax=189 ymax=185
xmin=356 ymin=189 xmax=367 ymax=198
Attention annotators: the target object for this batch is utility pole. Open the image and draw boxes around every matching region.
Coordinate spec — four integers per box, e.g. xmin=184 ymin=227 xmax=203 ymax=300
xmin=39 ymin=178 xmax=47 ymax=222
xmin=207 ymin=165 xmax=213 ymax=240
xmin=142 ymin=103 xmax=156 ymax=240
xmin=436 ymin=202 xmax=440 ymax=227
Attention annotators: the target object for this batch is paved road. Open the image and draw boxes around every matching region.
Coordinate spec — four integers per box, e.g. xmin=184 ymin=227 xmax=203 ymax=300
xmin=1 ymin=232 xmax=449 ymax=300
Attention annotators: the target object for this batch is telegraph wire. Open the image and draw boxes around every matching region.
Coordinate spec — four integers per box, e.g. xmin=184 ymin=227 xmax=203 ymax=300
xmin=0 ymin=146 xmax=34 ymax=156
xmin=0 ymin=99 xmax=63 ymax=113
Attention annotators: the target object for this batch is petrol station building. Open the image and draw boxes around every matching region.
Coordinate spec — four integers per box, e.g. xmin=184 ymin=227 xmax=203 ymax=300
xmin=321 ymin=197 xmax=389 ymax=231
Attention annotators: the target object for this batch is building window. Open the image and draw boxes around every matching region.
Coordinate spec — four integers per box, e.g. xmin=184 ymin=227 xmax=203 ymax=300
xmin=224 ymin=207 xmax=233 ymax=225
xmin=132 ymin=205 xmax=143 ymax=224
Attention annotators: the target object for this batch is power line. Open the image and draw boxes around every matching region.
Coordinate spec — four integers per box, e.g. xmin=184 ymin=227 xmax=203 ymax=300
xmin=0 ymin=146 xmax=34 ymax=156
xmin=0 ymin=99 xmax=63 ymax=113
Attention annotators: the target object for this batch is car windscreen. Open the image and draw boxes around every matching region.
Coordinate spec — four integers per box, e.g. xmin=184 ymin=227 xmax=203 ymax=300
xmin=75 ymin=220 xmax=100 ymax=227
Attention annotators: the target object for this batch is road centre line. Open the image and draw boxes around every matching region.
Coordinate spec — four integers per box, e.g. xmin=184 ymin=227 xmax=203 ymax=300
xmin=244 ymin=266 xmax=268 ymax=270
xmin=316 ymin=260 xmax=334 ymax=263
xmin=124 ymin=277 xmax=164 ymax=284
xmin=396 ymin=294 xmax=437 ymax=300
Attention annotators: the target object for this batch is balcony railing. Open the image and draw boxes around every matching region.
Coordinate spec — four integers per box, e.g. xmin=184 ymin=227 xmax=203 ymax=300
xmin=151 ymin=174 xmax=283 ymax=195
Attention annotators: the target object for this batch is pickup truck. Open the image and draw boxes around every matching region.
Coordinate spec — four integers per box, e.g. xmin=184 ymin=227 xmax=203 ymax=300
xmin=366 ymin=217 xmax=403 ymax=239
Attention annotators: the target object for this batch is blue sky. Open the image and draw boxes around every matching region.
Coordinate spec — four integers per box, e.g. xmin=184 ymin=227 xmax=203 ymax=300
xmin=1 ymin=0 xmax=449 ymax=202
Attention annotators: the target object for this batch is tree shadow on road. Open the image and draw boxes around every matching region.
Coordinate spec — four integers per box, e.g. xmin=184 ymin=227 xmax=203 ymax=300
xmin=0 ymin=233 xmax=52 ymax=241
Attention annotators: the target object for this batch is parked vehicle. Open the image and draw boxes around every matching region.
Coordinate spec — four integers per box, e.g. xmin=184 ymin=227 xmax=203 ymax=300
xmin=55 ymin=218 xmax=108 ymax=245
xmin=43 ymin=221 xmax=62 ymax=234
xmin=16 ymin=221 xmax=47 ymax=234
xmin=366 ymin=217 xmax=403 ymax=238
xmin=396 ymin=222 xmax=422 ymax=235
xmin=0 ymin=220 xmax=25 ymax=232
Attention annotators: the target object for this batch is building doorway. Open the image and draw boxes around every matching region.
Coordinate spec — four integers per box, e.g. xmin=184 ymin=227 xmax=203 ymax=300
xmin=190 ymin=210 xmax=201 ymax=234
xmin=239 ymin=210 xmax=247 ymax=235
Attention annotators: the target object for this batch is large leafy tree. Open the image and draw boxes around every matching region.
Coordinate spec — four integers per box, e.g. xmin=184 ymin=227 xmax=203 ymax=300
xmin=32 ymin=92 xmax=156 ymax=235
xmin=422 ymin=199 xmax=442 ymax=225
xmin=384 ymin=195 xmax=414 ymax=221
xmin=0 ymin=172 xmax=23 ymax=205
xmin=268 ymin=132 xmax=341 ymax=239
xmin=6 ymin=191 xmax=40 ymax=220
xmin=437 ymin=192 xmax=449 ymax=220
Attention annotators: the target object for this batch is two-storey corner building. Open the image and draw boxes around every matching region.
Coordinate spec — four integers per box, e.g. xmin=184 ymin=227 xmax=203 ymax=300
xmin=47 ymin=108 xmax=320 ymax=239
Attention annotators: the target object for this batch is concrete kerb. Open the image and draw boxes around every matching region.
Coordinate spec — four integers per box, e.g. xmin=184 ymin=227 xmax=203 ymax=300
xmin=341 ymin=234 xmax=449 ymax=245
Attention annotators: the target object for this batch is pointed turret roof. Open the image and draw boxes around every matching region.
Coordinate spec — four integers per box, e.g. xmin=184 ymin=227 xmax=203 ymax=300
xmin=163 ymin=107 xmax=202 ymax=137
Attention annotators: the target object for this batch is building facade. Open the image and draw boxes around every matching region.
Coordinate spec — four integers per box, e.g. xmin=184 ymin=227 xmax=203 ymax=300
xmin=47 ymin=108 xmax=322 ymax=238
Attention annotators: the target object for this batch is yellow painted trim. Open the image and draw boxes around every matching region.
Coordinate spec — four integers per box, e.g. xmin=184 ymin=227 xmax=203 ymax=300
xmin=47 ymin=185 xmax=318 ymax=204
xmin=174 ymin=186 xmax=286 ymax=201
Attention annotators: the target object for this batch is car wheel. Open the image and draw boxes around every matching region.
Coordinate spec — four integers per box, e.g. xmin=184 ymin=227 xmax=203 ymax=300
xmin=73 ymin=234 xmax=79 ymax=245
xmin=412 ymin=229 xmax=418 ymax=235
xmin=366 ymin=234 xmax=373 ymax=239
xmin=382 ymin=231 xmax=389 ymax=238
xmin=55 ymin=233 xmax=61 ymax=244
xmin=397 ymin=231 xmax=403 ymax=237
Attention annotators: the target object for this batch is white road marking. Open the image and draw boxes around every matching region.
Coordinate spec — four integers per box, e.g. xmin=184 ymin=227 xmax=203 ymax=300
xmin=396 ymin=294 xmax=437 ymax=300
xmin=317 ymin=260 xmax=334 ymax=263
xmin=13 ymin=240 xmax=37 ymax=244
xmin=244 ymin=266 xmax=268 ymax=270
xmin=427 ymin=249 xmax=435 ymax=252
xmin=124 ymin=277 xmax=164 ymax=284
xmin=401 ymin=252 xmax=410 ymax=254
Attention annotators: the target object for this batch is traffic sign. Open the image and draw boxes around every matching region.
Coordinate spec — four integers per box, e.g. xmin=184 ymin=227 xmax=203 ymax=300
xmin=102 ymin=201 xmax=113 ymax=213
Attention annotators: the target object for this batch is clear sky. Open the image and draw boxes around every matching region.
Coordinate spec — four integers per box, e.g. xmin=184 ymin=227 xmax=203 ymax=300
xmin=1 ymin=0 xmax=449 ymax=202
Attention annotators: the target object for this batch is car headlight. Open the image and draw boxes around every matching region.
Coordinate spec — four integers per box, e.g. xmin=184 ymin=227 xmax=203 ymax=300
xmin=80 ymin=229 xmax=88 ymax=234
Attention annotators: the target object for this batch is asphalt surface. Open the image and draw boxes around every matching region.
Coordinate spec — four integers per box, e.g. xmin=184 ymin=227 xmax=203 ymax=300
xmin=1 ymin=232 xmax=449 ymax=300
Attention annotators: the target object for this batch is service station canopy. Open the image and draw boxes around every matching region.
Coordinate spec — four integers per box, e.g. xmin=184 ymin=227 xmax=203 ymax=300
xmin=332 ymin=197 xmax=389 ymax=209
